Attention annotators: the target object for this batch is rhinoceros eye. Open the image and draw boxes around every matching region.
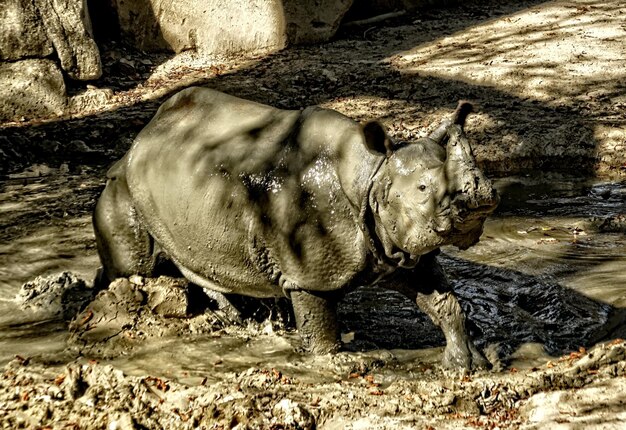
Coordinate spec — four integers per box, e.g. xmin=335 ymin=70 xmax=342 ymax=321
xmin=418 ymin=184 xmax=427 ymax=191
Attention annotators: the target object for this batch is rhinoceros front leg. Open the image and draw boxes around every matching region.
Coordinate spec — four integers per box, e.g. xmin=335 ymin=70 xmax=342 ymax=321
xmin=387 ymin=253 xmax=489 ymax=370
xmin=291 ymin=290 xmax=340 ymax=354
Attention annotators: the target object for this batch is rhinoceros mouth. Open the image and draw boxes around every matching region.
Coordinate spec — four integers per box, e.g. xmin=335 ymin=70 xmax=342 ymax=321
xmin=431 ymin=218 xmax=452 ymax=236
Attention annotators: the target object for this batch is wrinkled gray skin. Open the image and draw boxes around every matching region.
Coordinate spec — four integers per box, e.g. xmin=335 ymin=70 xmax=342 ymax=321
xmin=94 ymin=87 xmax=499 ymax=369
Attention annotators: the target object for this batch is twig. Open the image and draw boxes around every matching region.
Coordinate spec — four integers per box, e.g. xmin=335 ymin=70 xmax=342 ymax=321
xmin=342 ymin=10 xmax=407 ymax=29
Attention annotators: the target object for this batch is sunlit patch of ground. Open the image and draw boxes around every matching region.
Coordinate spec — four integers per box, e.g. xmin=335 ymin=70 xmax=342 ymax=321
xmin=388 ymin=0 xmax=626 ymax=172
xmin=390 ymin=0 xmax=626 ymax=106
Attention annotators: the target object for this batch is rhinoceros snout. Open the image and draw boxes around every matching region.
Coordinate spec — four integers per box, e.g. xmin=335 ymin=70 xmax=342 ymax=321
xmin=451 ymin=190 xmax=499 ymax=220
xmin=467 ymin=186 xmax=499 ymax=212
xmin=431 ymin=207 xmax=453 ymax=234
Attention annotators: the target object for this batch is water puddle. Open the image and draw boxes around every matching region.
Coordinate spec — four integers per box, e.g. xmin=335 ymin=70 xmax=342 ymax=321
xmin=0 ymin=173 xmax=624 ymax=381
xmin=453 ymin=176 xmax=626 ymax=304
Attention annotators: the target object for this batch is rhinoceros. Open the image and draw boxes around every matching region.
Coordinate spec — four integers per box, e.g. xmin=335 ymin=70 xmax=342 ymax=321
xmin=93 ymin=87 xmax=498 ymax=369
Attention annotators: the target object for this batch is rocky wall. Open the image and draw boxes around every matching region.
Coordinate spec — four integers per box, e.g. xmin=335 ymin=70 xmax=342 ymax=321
xmin=0 ymin=0 xmax=101 ymax=121
xmin=105 ymin=0 xmax=456 ymax=55
xmin=107 ymin=0 xmax=354 ymax=55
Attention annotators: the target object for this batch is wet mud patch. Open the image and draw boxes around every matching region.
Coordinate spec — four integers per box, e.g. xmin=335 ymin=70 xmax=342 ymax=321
xmin=21 ymin=267 xmax=616 ymax=376
xmin=1 ymin=174 xmax=625 ymax=427
xmin=2 ymin=335 xmax=626 ymax=429
xmin=4 ymin=262 xmax=626 ymax=428
xmin=338 ymin=257 xmax=616 ymax=363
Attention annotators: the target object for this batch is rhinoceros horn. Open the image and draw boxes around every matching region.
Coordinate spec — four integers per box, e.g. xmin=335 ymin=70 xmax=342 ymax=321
xmin=446 ymin=125 xmax=498 ymax=209
xmin=444 ymin=123 xmax=499 ymax=248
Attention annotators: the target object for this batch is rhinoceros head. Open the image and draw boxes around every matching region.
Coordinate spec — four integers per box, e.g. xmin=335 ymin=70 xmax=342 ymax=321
xmin=444 ymin=124 xmax=499 ymax=249
xmin=365 ymin=112 xmax=498 ymax=262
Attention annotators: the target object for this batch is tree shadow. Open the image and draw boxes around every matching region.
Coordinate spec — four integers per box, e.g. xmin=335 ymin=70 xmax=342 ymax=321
xmin=5 ymin=0 xmax=621 ymax=176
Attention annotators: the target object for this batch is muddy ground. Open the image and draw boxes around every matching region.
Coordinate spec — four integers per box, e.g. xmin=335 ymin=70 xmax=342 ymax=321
xmin=1 ymin=0 xmax=624 ymax=178
xmin=2 ymin=272 xmax=626 ymax=429
xmin=1 ymin=0 xmax=626 ymax=428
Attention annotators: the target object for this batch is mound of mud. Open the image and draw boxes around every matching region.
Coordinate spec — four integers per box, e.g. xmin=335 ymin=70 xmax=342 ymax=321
xmin=17 ymin=272 xmax=97 ymax=321
xmin=2 ymin=339 xmax=626 ymax=429
xmin=63 ymin=276 xmax=296 ymax=360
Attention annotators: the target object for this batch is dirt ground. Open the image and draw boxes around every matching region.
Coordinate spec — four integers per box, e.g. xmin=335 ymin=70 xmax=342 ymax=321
xmin=1 ymin=0 xmax=624 ymax=178
xmin=2 ymin=272 xmax=626 ymax=429
xmin=1 ymin=0 xmax=626 ymax=428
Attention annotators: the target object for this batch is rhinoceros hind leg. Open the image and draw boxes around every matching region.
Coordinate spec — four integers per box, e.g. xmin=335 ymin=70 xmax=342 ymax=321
xmin=93 ymin=173 xmax=155 ymax=289
xmin=387 ymin=253 xmax=489 ymax=370
xmin=291 ymin=290 xmax=340 ymax=354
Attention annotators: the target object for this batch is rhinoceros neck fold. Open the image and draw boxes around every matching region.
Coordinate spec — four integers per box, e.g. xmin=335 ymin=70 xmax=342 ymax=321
xmin=362 ymin=158 xmax=420 ymax=273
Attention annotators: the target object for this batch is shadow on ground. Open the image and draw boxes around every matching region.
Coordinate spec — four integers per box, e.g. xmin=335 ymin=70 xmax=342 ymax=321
xmin=339 ymin=254 xmax=626 ymax=361
xmin=3 ymin=0 xmax=623 ymax=176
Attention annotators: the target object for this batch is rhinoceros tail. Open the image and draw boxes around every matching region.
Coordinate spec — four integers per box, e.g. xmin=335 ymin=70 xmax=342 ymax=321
xmin=452 ymin=100 xmax=473 ymax=128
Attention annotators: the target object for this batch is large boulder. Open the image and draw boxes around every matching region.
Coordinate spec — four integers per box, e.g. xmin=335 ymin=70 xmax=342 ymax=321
xmin=0 ymin=0 xmax=54 ymax=60
xmin=0 ymin=0 xmax=101 ymax=80
xmin=37 ymin=0 xmax=102 ymax=80
xmin=0 ymin=59 xmax=67 ymax=121
xmin=0 ymin=0 xmax=102 ymax=121
xmin=109 ymin=0 xmax=353 ymax=55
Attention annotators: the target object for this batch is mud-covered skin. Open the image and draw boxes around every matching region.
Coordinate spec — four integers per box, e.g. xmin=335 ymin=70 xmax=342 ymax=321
xmin=93 ymin=87 xmax=498 ymax=369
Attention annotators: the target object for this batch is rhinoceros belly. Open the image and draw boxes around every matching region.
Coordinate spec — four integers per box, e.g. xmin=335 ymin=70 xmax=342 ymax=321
xmin=124 ymin=87 xmax=369 ymax=297
xmin=133 ymin=169 xmax=280 ymax=297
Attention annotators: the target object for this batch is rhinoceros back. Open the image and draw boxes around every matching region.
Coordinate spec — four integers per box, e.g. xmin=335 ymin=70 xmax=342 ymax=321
xmin=125 ymin=87 xmax=372 ymax=297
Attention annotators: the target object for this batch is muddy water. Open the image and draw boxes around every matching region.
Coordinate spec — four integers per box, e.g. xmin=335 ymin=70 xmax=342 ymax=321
xmin=0 ymin=173 xmax=624 ymax=382
xmin=444 ymin=176 xmax=626 ymax=364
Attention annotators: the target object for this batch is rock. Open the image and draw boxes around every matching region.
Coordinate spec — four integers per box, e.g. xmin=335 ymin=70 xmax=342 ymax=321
xmin=17 ymin=272 xmax=95 ymax=321
xmin=282 ymin=0 xmax=353 ymax=45
xmin=520 ymin=378 xmax=626 ymax=429
xmin=0 ymin=59 xmax=67 ymax=121
xmin=37 ymin=0 xmax=102 ymax=80
xmin=68 ymin=87 xmax=114 ymax=114
xmin=110 ymin=0 xmax=285 ymax=54
xmin=0 ymin=0 xmax=102 ymax=120
xmin=108 ymin=412 xmax=137 ymax=430
xmin=0 ymin=0 xmax=54 ymax=60
xmin=107 ymin=0 xmax=353 ymax=55
xmin=272 ymin=398 xmax=315 ymax=429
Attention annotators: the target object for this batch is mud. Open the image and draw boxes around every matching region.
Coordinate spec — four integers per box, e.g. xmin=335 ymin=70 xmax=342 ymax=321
xmin=2 ymin=207 xmax=625 ymax=428
xmin=0 ymin=273 xmax=626 ymax=429
xmin=2 ymin=329 xmax=626 ymax=429
xmin=1 ymin=0 xmax=626 ymax=427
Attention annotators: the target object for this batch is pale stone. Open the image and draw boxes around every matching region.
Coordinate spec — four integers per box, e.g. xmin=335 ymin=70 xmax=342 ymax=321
xmin=108 ymin=0 xmax=354 ymax=55
xmin=37 ymin=0 xmax=102 ymax=80
xmin=0 ymin=0 xmax=54 ymax=60
xmin=0 ymin=59 xmax=67 ymax=121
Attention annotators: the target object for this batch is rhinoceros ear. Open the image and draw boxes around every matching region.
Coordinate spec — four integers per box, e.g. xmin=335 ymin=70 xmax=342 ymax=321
xmin=362 ymin=121 xmax=393 ymax=157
